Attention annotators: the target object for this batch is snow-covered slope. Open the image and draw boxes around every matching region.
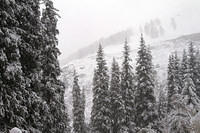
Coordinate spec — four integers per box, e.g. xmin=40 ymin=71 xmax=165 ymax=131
xmin=60 ymin=33 xmax=200 ymax=124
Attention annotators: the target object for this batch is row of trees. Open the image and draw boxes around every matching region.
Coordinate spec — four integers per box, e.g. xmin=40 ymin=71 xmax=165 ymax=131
xmin=0 ymin=0 xmax=70 ymax=132
xmin=72 ymin=37 xmax=200 ymax=133
xmin=71 ymin=35 xmax=157 ymax=133
xmin=90 ymin=35 xmax=157 ymax=133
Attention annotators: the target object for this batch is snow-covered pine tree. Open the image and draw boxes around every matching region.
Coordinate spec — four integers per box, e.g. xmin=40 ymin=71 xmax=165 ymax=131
xmin=167 ymin=93 xmax=192 ymax=133
xmin=187 ymin=43 xmax=200 ymax=97
xmin=182 ymin=72 xmax=200 ymax=115
xmin=41 ymin=0 xmax=70 ymax=132
xmin=194 ymin=49 xmax=200 ymax=98
xmin=72 ymin=71 xmax=85 ymax=133
xmin=91 ymin=44 xmax=111 ymax=133
xmin=15 ymin=0 xmax=47 ymax=131
xmin=180 ymin=49 xmax=188 ymax=89
xmin=173 ymin=52 xmax=182 ymax=93
xmin=188 ymin=43 xmax=196 ymax=80
xmin=158 ymin=89 xmax=168 ymax=120
xmin=110 ymin=58 xmax=126 ymax=133
xmin=157 ymin=89 xmax=168 ymax=133
xmin=134 ymin=35 xmax=157 ymax=129
xmin=121 ymin=39 xmax=135 ymax=132
xmin=81 ymin=87 xmax=86 ymax=133
xmin=0 ymin=0 xmax=70 ymax=132
xmin=0 ymin=0 xmax=28 ymax=131
xmin=167 ymin=54 xmax=179 ymax=113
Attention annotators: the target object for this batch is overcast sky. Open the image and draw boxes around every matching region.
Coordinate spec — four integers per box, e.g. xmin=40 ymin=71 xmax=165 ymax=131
xmin=54 ymin=0 xmax=200 ymax=60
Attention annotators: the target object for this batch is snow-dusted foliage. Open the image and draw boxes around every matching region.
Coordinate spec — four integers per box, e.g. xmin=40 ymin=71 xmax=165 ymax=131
xmin=162 ymin=47 xmax=200 ymax=133
xmin=187 ymin=43 xmax=200 ymax=98
xmin=120 ymin=39 xmax=136 ymax=132
xmin=91 ymin=44 xmax=111 ymax=133
xmin=72 ymin=71 xmax=86 ymax=133
xmin=110 ymin=58 xmax=126 ymax=133
xmin=167 ymin=53 xmax=181 ymax=113
xmin=167 ymin=94 xmax=192 ymax=133
xmin=135 ymin=35 xmax=157 ymax=130
xmin=0 ymin=0 xmax=70 ymax=132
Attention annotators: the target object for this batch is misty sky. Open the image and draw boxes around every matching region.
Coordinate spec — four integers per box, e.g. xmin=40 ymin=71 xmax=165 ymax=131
xmin=54 ymin=0 xmax=200 ymax=60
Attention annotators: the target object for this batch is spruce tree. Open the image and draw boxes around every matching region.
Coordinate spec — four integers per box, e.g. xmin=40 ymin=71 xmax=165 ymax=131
xmin=182 ymin=73 xmax=200 ymax=114
xmin=167 ymin=93 xmax=191 ymax=133
xmin=180 ymin=49 xmax=188 ymax=89
xmin=173 ymin=52 xmax=182 ymax=93
xmin=91 ymin=44 xmax=111 ymax=133
xmin=41 ymin=0 xmax=70 ymax=132
xmin=188 ymin=43 xmax=196 ymax=81
xmin=194 ymin=49 xmax=200 ymax=98
xmin=167 ymin=54 xmax=179 ymax=113
xmin=110 ymin=58 xmax=126 ymax=133
xmin=135 ymin=35 xmax=157 ymax=129
xmin=187 ymin=43 xmax=200 ymax=97
xmin=81 ymin=88 xmax=86 ymax=133
xmin=121 ymin=39 xmax=135 ymax=132
xmin=158 ymin=89 xmax=168 ymax=120
xmin=0 ymin=0 xmax=70 ymax=132
xmin=15 ymin=0 xmax=46 ymax=131
xmin=0 ymin=0 xmax=28 ymax=131
xmin=157 ymin=89 xmax=168 ymax=132
xmin=72 ymin=71 xmax=85 ymax=133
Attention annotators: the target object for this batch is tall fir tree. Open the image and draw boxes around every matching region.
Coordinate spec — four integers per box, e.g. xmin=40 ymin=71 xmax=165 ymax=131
xmin=187 ymin=42 xmax=200 ymax=97
xmin=194 ymin=49 xmax=200 ymax=98
xmin=0 ymin=0 xmax=28 ymax=131
xmin=188 ymin=43 xmax=196 ymax=81
xmin=182 ymin=73 xmax=200 ymax=114
xmin=110 ymin=58 xmax=126 ymax=133
xmin=158 ymin=89 xmax=168 ymax=120
xmin=91 ymin=44 xmax=111 ymax=133
xmin=180 ymin=49 xmax=188 ymax=89
xmin=41 ymin=0 xmax=70 ymax=132
xmin=173 ymin=52 xmax=182 ymax=93
xmin=134 ymin=35 xmax=157 ymax=129
xmin=167 ymin=93 xmax=191 ymax=133
xmin=157 ymin=89 xmax=168 ymax=133
xmin=167 ymin=54 xmax=179 ymax=113
xmin=81 ymin=87 xmax=86 ymax=133
xmin=0 ymin=0 xmax=70 ymax=132
xmin=72 ymin=71 xmax=85 ymax=133
xmin=15 ymin=0 xmax=47 ymax=131
xmin=121 ymin=39 xmax=135 ymax=132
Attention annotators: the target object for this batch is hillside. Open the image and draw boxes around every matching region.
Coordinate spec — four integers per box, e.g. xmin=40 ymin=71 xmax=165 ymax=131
xmin=60 ymin=32 xmax=200 ymax=123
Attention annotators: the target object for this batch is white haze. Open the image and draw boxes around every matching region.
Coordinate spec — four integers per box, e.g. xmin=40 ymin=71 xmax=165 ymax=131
xmin=54 ymin=0 xmax=200 ymax=60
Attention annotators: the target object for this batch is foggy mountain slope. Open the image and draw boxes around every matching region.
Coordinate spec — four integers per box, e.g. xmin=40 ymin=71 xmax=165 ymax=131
xmin=61 ymin=32 xmax=200 ymax=124
xmin=60 ymin=28 xmax=133 ymax=66
xmin=60 ymin=18 xmax=180 ymax=66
